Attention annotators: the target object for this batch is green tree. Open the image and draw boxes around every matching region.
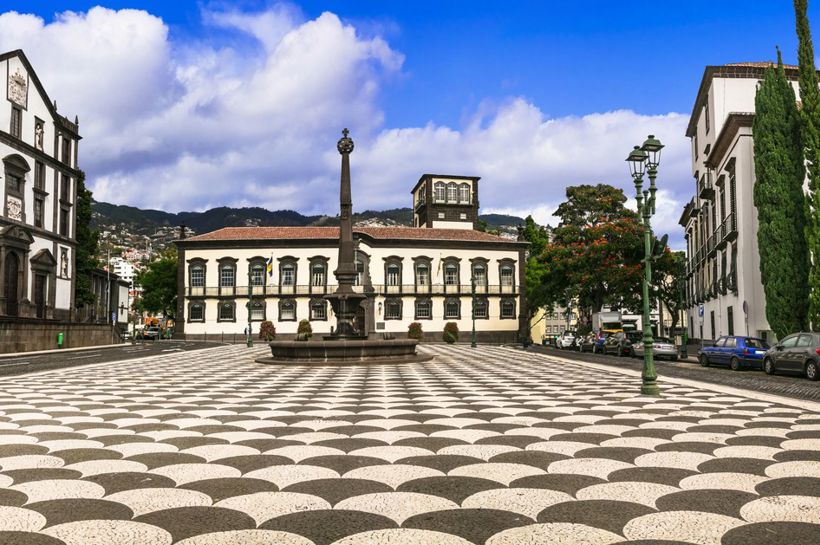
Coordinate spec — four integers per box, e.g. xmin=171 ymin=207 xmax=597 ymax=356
xmin=753 ymin=50 xmax=810 ymax=338
xmin=535 ymin=184 xmax=646 ymax=328
xmin=520 ymin=215 xmax=551 ymax=339
xmin=795 ymin=0 xmax=820 ymax=328
xmin=135 ymin=248 xmax=178 ymax=318
xmin=74 ymin=170 xmax=99 ymax=308
xmin=653 ymin=250 xmax=686 ymax=336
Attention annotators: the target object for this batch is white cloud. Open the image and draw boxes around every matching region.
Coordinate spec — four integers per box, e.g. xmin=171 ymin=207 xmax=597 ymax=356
xmin=0 ymin=5 xmax=693 ymax=246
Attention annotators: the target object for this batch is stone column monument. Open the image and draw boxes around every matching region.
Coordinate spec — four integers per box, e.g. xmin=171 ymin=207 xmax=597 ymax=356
xmin=324 ymin=129 xmax=368 ymax=339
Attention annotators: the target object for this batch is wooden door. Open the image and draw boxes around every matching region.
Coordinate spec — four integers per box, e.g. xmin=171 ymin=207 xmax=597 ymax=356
xmin=34 ymin=273 xmax=46 ymax=318
xmin=4 ymin=252 xmax=19 ymax=317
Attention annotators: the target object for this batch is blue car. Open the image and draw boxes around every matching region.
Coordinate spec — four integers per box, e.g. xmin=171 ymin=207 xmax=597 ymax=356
xmin=698 ymin=336 xmax=770 ymax=371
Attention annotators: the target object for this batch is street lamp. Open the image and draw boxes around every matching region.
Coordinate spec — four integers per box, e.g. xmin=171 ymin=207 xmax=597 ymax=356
xmin=626 ymin=134 xmax=665 ymax=397
xmin=471 ymin=275 xmax=477 ymax=348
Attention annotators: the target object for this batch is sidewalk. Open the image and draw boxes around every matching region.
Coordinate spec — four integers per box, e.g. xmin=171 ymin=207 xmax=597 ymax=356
xmin=0 ymin=342 xmax=126 ymax=359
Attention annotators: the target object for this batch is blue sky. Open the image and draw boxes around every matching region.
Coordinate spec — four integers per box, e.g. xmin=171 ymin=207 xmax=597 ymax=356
xmin=1 ymin=1 xmax=814 ymax=244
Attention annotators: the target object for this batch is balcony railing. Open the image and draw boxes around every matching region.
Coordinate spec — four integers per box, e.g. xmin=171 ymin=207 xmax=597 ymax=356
xmin=698 ymin=173 xmax=715 ymax=199
xmin=186 ymin=284 xmax=518 ymax=297
xmin=706 ymin=233 xmax=716 ymax=257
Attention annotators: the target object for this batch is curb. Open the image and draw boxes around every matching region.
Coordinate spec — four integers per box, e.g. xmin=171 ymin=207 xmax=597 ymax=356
xmin=0 ymin=343 xmax=127 ymax=359
xmin=515 ymin=347 xmax=820 ymax=413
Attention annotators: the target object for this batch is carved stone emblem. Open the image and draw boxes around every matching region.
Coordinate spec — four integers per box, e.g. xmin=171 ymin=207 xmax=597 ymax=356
xmin=6 ymin=196 xmax=23 ymax=221
xmin=8 ymin=68 xmax=27 ymax=108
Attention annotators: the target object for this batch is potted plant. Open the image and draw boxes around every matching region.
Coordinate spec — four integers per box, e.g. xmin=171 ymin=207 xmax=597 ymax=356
xmin=443 ymin=322 xmax=459 ymax=344
xmin=297 ymin=319 xmax=313 ymax=341
xmin=408 ymin=322 xmax=423 ymax=340
xmin=258 ymin=320 xmax=276 ymax=342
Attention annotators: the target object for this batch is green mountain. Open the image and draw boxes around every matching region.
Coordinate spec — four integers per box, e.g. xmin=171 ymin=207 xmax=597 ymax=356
xmin=91 ymin=201 xmax=524 ymax=235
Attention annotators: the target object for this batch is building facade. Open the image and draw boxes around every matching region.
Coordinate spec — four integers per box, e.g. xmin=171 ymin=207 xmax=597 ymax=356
xmin=176 ymin=225 xmax=527 ymax=342
xmin=412 ymin=174 xmax=480 ymax=229
xmin=679 ymin=63 xmax=806 ymax=343
xmin=109 ymin=256 xmax=135 ymax=286
xmin=0 ymin=50 xmax=80 ymax=320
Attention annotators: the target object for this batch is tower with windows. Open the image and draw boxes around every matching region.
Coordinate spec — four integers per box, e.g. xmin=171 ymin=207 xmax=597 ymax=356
xmin=411 ymin=174 xmax=479 ymax=229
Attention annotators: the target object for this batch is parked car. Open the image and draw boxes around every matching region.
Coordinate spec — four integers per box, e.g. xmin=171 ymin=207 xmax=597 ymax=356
xmin=603 ymin=331 xmax=643 ymax=356
xmin=556 ymin=331 xmax=577 ymax=350
xmin=698 ymin=336 xmax=769 ymax=370
xmin=763 ymin=332 xmax=820 ymax=380
xmin=142 ymin=326 xmax=161 ymax=341
xmin=577 ymin=333 xmax=596 ymax=353
xmin=592 ymin=333 xmax=610 ymax=354
xmin=633 ymin=336 xmax=678 ymax=361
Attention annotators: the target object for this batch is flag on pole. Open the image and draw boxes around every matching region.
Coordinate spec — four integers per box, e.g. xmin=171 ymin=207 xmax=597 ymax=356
xmin=266 ymin=255 xmax=274 ymax=279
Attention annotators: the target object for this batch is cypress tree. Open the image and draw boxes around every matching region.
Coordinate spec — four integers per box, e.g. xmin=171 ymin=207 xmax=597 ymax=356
xmin=753 ymin=50 xmax=810 ymax=339
xmin=74 ymin=170 xmax=99 ymax=308
xmin=795 ymin=0 xmax=820 ymax=329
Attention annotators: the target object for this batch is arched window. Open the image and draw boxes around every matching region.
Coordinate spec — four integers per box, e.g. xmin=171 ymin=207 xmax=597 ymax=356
xmin=386 ymin=263 xmax=401 ymax=286
xmin=279 ymin=299 xmax=296 ymax=321
xmin=416 ymin=263 xmax=429 ymax=286
xmin=311 ymin=263 xmax=325 ymax=287
xmin=310 ymin=299 xmax=327 ymax=320
xmin=471 ymin=263 xmax=486 ymax=287
xmin=384 ymin=298 xmax=402 ymax=320
xmin=444 ymin=263 xmax=459 ymax=285
xmin=250 ymin=264 xmax=265 ymax=287
xmin=280 ymin=263 xmax=295 ymax=287
xmin=446 ymin=182 xmax=458 ymax=202
xmin=500 ymin=265 xmax=514 ymax=287
xmin=459 ymin=183 xmax=470 ymax=203
xmin=444 ymin=298 xmax=461 ymax=319
xmin=415 ymin=298 xmax=432 ymax=320
xmin=219 ymin=264 xmax=235 ymax=288
xmin=355 ymin=260 xmax=364 ymax=286
xmin=218 ymin=301 xmax=235 ymax=321
xmin=188 ymin=302 xmax=204 ymax=322
xmin=473 ymin=298 xmax=488 ymax=319
xmin=250 ymin=300 xmax=265 ymax=321
xmin=500 ymin=299 xmax=516 ymax=319
xmin=434 ymin=182 xmax=446 ymax=202
xmin=190 ymin=265 xmax=204 ymax=287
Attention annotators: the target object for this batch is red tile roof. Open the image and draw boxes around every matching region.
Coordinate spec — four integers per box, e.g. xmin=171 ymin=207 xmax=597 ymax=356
xmin=184 ymin=226 xmax=520 ymax=244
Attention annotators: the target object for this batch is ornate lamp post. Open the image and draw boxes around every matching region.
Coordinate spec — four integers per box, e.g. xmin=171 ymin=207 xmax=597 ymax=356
xmin=626 ymin=134 xmax=664 ymax=396
xmin=471 ymin=275 xmax=477 ymax=348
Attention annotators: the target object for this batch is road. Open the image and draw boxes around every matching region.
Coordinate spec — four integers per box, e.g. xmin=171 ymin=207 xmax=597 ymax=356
xmin=0 ymin=340 xmax=221 ymax=377
xmin=529 ymin=344 xmax=820 ymax=402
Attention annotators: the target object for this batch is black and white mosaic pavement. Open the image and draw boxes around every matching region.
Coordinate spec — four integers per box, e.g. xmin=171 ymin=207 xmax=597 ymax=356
xmin=1 ymin=344 xmax=819 ymax=545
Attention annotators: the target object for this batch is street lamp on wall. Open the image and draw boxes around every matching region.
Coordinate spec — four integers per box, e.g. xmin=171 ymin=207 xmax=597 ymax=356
xmin=626 ymin=134 xmax=665 ymax=397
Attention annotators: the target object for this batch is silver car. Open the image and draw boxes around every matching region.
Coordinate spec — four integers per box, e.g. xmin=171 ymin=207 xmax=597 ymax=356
xmin=633 ymin=336 xmax=678 ymax=361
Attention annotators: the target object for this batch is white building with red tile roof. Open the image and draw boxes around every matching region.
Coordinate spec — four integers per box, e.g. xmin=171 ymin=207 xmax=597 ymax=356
xmin=176 ymin=217 xmax=528 ymax=342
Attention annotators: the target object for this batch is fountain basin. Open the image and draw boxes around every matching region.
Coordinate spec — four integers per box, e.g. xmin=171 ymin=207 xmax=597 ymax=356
xmin=257 ymin=338 xmax=431 ymax=365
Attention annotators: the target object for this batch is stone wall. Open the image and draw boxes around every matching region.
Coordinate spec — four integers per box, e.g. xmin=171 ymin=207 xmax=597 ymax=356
xmin=180 ymin=329 xmax=518 ymax=345
xmin=0 ymin=319 xmax=120 ymax=353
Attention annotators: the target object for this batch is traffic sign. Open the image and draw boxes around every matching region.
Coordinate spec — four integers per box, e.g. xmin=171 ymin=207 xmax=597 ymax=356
xmin=698 ymin=305 xmax=704 ymax=318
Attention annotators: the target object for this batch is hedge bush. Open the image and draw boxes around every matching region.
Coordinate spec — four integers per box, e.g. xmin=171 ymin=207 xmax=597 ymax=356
xmin=443 ymin=322 xmax=459 ymax=344
xmin=258 ymin=321 xmax=276 ymax=341
xmin=297 ymin=319 xmax=313 ymax=340
xmin=408 ymin=322 xmax=423 ymax=340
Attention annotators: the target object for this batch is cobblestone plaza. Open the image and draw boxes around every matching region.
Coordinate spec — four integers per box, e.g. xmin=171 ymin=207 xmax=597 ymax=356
xmin=0 ymin=345 xmax=818 ymax=544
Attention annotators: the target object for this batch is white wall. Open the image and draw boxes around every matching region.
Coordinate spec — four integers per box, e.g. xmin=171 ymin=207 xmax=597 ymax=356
xmin=182 ymin=238 xmax=521 ymax=337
